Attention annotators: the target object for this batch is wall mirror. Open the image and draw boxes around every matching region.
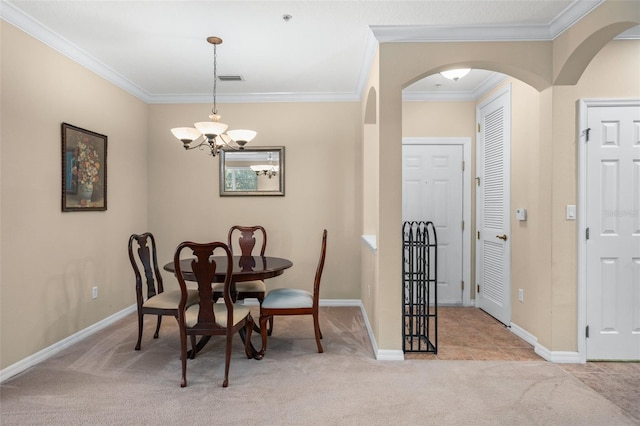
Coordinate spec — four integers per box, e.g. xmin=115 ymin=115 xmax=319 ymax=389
xmin=219 ymin=146 xmax=285 ymax=196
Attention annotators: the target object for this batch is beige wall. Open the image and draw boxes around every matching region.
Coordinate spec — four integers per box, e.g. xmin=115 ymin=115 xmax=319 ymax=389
xmin=1 ymin=21 xmax=149 ymax=369
xmin=146 ymin=102 xmax=362 ymax=301
xmin=403 ymin=101 xmax=476 ymax=138
xmin=369 ymin=0 xmax=639 ymax=352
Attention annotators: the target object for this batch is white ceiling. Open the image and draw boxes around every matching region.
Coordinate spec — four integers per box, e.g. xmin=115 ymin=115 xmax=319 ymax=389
xmin=2 ymin=0 xmax=634 ymax=103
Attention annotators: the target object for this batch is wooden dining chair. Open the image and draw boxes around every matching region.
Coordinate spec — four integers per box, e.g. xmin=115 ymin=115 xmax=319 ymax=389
xmin=258 ymin=229 xmax=327 ymax=355
xmin=174 ymin=240 xmax=255 ymax=388
xmin=213 ymin=225 xmax=267 ymax=301
xmin=128 ymin=232 xmax=199 ymax=351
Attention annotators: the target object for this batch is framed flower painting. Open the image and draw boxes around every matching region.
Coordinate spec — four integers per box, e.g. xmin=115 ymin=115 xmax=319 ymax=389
xmin=61 ymin=123 xmax=107 ymax=211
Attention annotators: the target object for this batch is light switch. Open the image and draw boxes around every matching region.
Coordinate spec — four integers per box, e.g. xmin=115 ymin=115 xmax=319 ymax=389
xmin=566 ymin=205 xmax=576 ymax=220
xmin=516 ymin=208 xmax=527 ymax=221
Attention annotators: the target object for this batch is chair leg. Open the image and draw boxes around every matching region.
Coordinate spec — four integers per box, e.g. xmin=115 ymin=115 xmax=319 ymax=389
xmin=179 ymin=327 xmax=188 ymax=388
xmin=223 ymin=333 xmax=233 ymax=388
xmin=135 ymin=311 xmax=144 ymax=350
xmin=259 ymin=314 xmax=271 ymax=356
xmin=153 ymin=315 xmax=162 ymax=339
xmin=313 ymin=312 xmax=323 ymax=353
xmin=257 ymin=295 xmax=274 ymax=336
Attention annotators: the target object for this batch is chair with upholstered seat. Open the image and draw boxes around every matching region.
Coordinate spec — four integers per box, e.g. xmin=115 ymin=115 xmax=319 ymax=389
xmin=258 ymin=229 xmax=327 ymax=355
xmin=213 ymin=225 xmax=267 ymax=303
xmin=128 ymin=232 xmax=199 ymax=350
xmin=174 ymin=240 xmax=255 ymax=388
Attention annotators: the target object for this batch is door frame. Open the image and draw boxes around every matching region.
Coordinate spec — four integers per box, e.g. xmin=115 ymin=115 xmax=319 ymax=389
xmin=403 ymin=137 xmax=472 ymax=306
xmin=577 ymin=98 xmax=640 ymax=362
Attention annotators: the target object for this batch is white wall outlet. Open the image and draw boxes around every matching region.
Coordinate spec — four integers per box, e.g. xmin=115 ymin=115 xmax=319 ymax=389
xmin=92 ymin=286 xmax=98 ymax=299
xmin=516 ymin=208 xmax=527 ymax=221
xmin=518 ymin=288 xmax=524 ymax=302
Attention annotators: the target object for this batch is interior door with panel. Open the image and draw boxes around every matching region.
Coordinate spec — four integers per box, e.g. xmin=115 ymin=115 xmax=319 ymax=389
xmin=403 ymin=143 xmax=464 ymax=305
xmin=476 ymin=85 xmax=511 ymax=325
xmin=583 ymin=100 xmax=640 ymax=360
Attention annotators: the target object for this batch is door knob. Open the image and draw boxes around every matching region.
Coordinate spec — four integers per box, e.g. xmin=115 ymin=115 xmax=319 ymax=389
xmin=496 ymin=234 xmax=508 ymax=241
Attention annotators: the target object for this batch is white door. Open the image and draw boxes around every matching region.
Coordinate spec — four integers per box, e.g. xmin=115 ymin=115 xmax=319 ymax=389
xmin=403 ymin=144 xmax=464 ymax=305
xmin=583 ymin=101 xmax=640 ymax=360
xmin=476 ymin=85 xmax=511 ymax=325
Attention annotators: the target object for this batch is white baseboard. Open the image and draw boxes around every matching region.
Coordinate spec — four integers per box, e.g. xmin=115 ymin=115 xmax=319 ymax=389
xmin=510 ymin=321 xmax=538 ymax=346
xmin=511 ymin=321 xmax=581 ymax=363
xmin=537 ymin=347 xmax=582 ymax=363
xmin=0 ymin=304 xmax=136 ymax=383
xmin=354 ymin=301 xmax=405 ymax=361
xmin=376 ymin=349 xmax=405 ymax=361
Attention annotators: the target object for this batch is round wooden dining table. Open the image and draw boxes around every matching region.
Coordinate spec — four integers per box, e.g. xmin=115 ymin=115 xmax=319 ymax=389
xmin=163 ymin=255 xmax=293 ymax=284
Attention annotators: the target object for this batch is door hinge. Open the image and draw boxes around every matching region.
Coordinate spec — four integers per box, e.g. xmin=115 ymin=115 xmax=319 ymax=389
xmin=462 ymin=161 xmax=465 ymax=171
xmin=462 ymin=221 xmax=465 ymax=231
xmin=475 ymin=177 xmax=481 ymax=186
xmin=477 ymin=123 xmax=481 ymax=133
xmin=461 ymin=281 xmax=464 ymax=290
xmin=586 ymin=325 xmax=590 ymax=338
xmin=477 ymin=231 xmax=480 ymax=240
xmin=586 ymin=227 xmax=590 ymax=240
xmin=582 ymin=128 xmax=591 ymax=142
xmin=477 ymin=284 xmax=480 ymax=293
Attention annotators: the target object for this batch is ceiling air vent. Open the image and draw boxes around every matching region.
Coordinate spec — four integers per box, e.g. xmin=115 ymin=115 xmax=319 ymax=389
xmin=217 ymin=75 xmax=244 ymax=82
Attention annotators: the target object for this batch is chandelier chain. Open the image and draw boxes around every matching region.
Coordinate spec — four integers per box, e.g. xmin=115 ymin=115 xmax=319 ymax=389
xmin=212 ymin=42 xmax=218 ymax=116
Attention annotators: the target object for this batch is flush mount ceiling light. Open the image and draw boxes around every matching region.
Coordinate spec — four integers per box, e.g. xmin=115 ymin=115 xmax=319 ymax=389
xmin=170 ymin=36 xmax=256 ymax=157
xmin=440 ymin=68 xmax=471 ymax=82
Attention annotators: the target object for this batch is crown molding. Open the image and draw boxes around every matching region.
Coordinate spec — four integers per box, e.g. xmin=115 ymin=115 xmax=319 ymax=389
xmin=616 ymin=25 xmax=640 ymax=40
xmin=1 ymin=1 xmax=154 ymax=102
xmin=147 ymin=92 xmax=360 ymax=104
xmin=371 ymin=0 xmax=604 ymax=43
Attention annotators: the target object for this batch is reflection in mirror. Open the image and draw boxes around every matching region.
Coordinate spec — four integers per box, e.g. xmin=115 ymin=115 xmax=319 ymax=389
xmin=219 ymin=146 xmax=285 ymax=196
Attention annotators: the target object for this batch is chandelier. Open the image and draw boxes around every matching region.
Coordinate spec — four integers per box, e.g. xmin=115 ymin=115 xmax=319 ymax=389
xmin=250 ymin=152 xmax=278 ymax=178
xmin=250 ymin=164 xmax=279 ymax=179
xmin=170 ymin=36 xmax=256 ymax=156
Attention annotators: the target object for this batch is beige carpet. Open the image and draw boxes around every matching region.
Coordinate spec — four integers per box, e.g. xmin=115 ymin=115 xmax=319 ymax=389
xmin=0 ymin=306 xmax=636 ymax=425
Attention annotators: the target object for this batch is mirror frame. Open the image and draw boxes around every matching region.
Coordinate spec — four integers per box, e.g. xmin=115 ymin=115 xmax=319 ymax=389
xmin=219 ymin=146 xmax=285 ymax=196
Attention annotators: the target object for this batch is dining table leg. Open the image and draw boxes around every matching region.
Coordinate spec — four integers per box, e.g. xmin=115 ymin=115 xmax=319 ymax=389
xmin=239 ymin=327 xmax=263 ymax=360
xmin=186 ymin=335 xmax=211 ymax=359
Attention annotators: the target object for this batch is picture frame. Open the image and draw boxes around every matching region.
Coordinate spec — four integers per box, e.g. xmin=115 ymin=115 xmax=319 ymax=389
xmin=219 ymin=146 xmax=285 ymax=196
xmin=61 ymin=123 xmax=107 ymax=211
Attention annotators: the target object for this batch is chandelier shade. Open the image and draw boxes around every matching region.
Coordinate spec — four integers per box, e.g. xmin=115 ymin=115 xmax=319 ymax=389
xmin=194 ymin=121 xmax=229 ymax=138
xmin=171 ymin=127 xmax=202 ymax=143
xmin=170 ymin=36 xmax=256 ymax=156
xmin=226 ymin=129 xmax=257 ymax=145
xmin=440 ymin=68 xmax=471 ymax=81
